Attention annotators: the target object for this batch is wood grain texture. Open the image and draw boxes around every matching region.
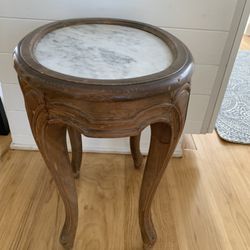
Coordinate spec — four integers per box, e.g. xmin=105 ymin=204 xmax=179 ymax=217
xmin=13 ymin=18 xmax=193 ymax=249
xmin=139 ymin=122 xmax=179 ymax=249
xmin=0 ymin=134 xmax=11 ymax=158
xmin=1 ymin=132 xmax=250 ymax=249
xmin=16 ymin=71 xmax=191 ymax=249
xmin=68 ymin=128 xmax=82 ymax=179
xmin=130 ymin=134 xmax=143 ymax=169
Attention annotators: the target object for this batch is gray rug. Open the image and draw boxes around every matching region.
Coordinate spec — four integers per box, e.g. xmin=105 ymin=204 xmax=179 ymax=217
xmin=215 ymin=51 xmax=250 ymax=144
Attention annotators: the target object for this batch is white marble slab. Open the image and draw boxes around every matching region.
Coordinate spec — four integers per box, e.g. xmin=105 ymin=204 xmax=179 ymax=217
xmin=34 ymin=24 xmax=173 ymax=80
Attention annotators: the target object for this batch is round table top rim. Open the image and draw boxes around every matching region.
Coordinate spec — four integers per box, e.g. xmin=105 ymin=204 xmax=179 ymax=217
xmin=16 ymin=18 xmax=192 ymax=87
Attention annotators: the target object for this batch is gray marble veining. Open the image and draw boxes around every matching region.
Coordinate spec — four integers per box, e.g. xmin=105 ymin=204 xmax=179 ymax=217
xmin=34 ymin=24 xmax=173 ymax=80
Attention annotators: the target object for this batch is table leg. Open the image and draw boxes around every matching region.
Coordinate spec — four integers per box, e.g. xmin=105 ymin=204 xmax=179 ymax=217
xmin=37 ymin=122 xmax=78 ymax=250
xmin=68 ymin=127 xmax=82 ymax=179
xmin=139 ymin=122 xmax=180 ymax=249
xmin=130 ymin=133 xmax=143 ymax=168
xmin=18 ymin=78 xmax=79 ymax=249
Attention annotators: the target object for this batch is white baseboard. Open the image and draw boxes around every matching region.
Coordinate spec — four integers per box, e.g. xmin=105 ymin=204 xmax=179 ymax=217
xmin=10 ymin=136 xmax=184 ymax=157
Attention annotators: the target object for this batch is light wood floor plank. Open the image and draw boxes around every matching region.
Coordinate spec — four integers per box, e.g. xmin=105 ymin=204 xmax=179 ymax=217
xmin=0 ymin=132 xmax=250 ymax=249
xmin=0 ymin=135 xmax=11 ymax=158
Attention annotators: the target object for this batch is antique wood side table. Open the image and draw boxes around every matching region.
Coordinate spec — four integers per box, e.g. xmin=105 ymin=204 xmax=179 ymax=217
xmin=14 ymin=18 xmax=193 ymax=249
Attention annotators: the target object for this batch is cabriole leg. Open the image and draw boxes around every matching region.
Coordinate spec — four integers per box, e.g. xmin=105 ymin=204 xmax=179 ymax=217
xmin=68 ymin=127 xmax=82 ymax=179
xmin=38 ymin=123 xmax=78 ymax=249
xmin=139 ymin=122 xmax=179 ymax=249
xmin=130 ymin=133 xmax=143 ymax=169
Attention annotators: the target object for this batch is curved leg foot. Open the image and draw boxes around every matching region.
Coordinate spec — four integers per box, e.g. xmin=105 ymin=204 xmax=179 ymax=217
xmin=139 ymin=122 xmax=180 ymax=249
xmin=130 ymin=133 xmax=143 ymax=169
xmin=38 ymin=123 xmax=78 ymax=249
xmin=68 ymin=127 xmax=82 ymax=179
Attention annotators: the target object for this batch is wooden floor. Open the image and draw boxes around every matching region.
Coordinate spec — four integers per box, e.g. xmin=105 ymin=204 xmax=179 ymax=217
xmin=0 ymin=134 xmax=11 ymax=158
xmin=0 ymin=132 xmax=250 ymax=250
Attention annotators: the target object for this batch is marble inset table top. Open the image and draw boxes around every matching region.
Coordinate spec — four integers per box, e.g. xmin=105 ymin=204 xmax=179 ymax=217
xmin=34 ymin=24 xmax=173 ymax=80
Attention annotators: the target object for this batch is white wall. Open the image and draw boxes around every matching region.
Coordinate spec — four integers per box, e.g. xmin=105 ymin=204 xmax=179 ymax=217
xmin=0 ymin=0 xmax=239 ymax=154
xmin=0 ymin=82 xmax=3 ymax=100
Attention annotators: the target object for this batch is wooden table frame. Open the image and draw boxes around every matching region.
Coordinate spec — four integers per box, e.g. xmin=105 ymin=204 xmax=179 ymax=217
xmin=14 ymin=18 xmax=193 ymax=249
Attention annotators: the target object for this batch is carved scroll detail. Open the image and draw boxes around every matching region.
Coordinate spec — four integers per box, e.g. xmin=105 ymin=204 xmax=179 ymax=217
xmin=19 ymin=75 xmax=191 ymax=250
